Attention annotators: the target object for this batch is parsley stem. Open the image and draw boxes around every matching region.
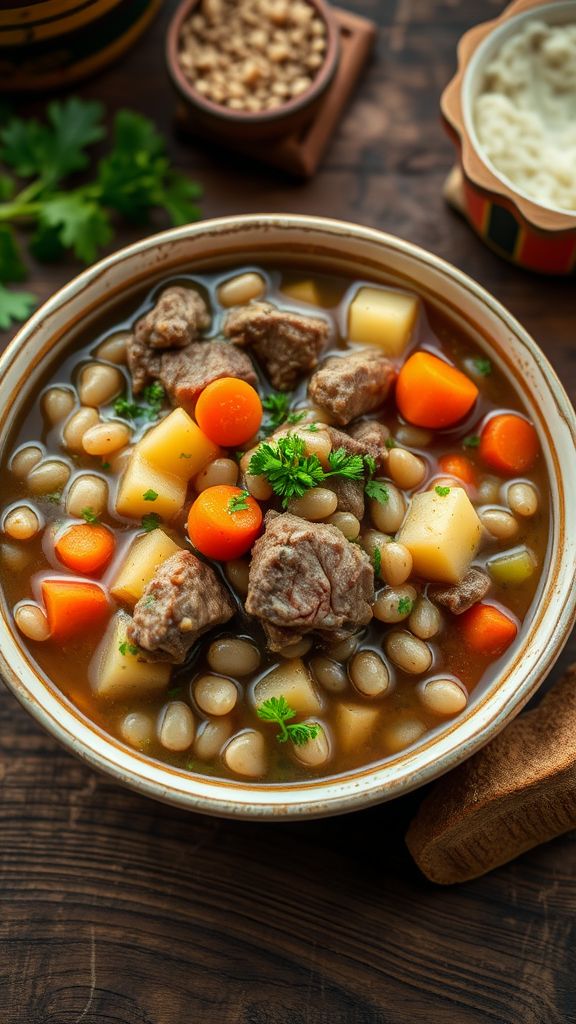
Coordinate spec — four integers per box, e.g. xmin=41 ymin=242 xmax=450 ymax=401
xmin=0 ymin=200 xmax=42 ymax=222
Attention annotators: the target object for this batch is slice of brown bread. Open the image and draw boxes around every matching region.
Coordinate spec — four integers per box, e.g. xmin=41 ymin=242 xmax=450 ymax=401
xmin=406 ymin=664 xmax=576 ymax=884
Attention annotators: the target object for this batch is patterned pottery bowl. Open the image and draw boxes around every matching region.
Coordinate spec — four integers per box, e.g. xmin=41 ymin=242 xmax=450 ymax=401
xmin=0 ymin=215 xmax=575 ymax=818
xmin=441 ymin=0 xmax=576 ymax=275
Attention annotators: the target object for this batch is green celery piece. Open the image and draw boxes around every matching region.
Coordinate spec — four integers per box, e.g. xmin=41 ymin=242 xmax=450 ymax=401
xmin=487 ymin=546 xmax=536 ymax=586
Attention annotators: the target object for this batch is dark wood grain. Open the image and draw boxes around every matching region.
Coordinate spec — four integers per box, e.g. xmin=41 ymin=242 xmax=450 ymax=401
xmin=1 ymin=2 xmax=575 ymax=1022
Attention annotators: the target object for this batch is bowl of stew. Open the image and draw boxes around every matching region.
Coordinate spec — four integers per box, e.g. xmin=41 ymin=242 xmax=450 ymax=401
xmin=1 ymin=214 xmax=575 ymax=819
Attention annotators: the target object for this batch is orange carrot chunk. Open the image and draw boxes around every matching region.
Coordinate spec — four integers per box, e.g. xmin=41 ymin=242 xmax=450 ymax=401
xmin=195 ymin=377 xmax=263 ymax=447
xmin=55 ymin=523 xmax=115 ymax=575
xmin=438 ymin=454 xmax=476 ymax=485
xmin=396 ymin=352 xmax=479 ymax=429
xmin=479 ymin=413 xmax=539 ymax=475
xmin=42 ymin=579 xmax=110 ymax=641
xmin=187 ymin=484 xmax=262 ymax=560
xmin=459 ymin=603 xmax=518 ymax=657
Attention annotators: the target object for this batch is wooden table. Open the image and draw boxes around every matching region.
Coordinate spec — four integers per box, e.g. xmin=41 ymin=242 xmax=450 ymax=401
xmin=2 ymin=2 xmax=575 ymax=1021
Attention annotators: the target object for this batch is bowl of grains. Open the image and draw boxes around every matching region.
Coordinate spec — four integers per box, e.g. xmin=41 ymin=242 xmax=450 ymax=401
xmin=166 ymin=0 xmax=340 ymax=141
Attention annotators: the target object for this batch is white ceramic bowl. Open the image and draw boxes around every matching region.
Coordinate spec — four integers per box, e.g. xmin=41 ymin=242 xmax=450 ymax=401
xmin=1 ymin=215 xmax=575 ymax=819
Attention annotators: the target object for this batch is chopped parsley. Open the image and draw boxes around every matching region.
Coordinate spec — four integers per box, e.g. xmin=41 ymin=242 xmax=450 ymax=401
xmin=372 ymin=547 xmax=382 ymax=576
xmin=397 ymin=596 xmax=413 ymax=615
xmin=119 ymin=640 xmax=139 ymax=656
xmin=262 ymin=392 xmax=291 ymax=432
xmin=41 ymin=490 xmax=62 ymax=504
xmin=143 ymin=489 xmax=158 ymax=501
xmin=365 ymin=479 xmax=389 ymax=504
xmin=256 ymin=696 xmax=320 ymax=747
xmin=435 ymin=485 xmax=451 ymax=497
xmin=228 ymin=490 xmax=250 ymax=514
xmin=287 ymin=411 xmax=306 ymax=426
xmin=473 ymin=357 xmax=492 ymax=376
xmin=80 ymin=506 xmax=99 ymax=524
xmin=167 ymin=685 xmax=183 ymax=697
xmin=113 ymin=382 xmax=166 ymax=423
xmin=385 ymin=436 xmax=397 ymax=449
xmin=141 ymin=512 xmax=161 ymax=532
xmin=463 ymin=435 xmax=480 ymax=449
xmin=113 ymin=396 xmax=141 ymax=419
xmin=101 ymin=461 xmax=111 ymax=471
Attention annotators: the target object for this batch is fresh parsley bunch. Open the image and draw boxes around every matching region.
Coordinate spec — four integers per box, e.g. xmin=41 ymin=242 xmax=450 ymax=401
xmin=0 ymin=98 xmax=202 ymax=330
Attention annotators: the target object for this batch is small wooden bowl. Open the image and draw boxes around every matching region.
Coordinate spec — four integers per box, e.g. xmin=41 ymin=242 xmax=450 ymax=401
xmin=166 ymin=0 xmax=340 ymax=143
xmin=441 ymin=0 xmax=576 ymax=275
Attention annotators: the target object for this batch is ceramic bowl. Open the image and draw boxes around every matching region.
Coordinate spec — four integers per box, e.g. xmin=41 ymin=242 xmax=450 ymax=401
xmin=1 ymin=215 xmax=575 ymax=819
xmin=441 ymin=0 xmax=576 ymax=275
xmin=166 ymin=0 xmax=340 ymax=142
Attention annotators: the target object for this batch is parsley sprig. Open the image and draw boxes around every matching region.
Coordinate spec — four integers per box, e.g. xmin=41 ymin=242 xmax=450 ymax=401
xmin=248 ymin=434 xmax=368 ymax=508
xmin=257 ymin=696 xmax=320 ymax=747
xmin=228 ymin=490 xmax=250 ymax=514
xmin=113 ymin=382 xmax=166 ymax=422
xmin=261 ymin=392 xmax=306 ymax=435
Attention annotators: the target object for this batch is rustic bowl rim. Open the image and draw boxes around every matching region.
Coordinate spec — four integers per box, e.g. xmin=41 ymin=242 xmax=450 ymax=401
xmin=1 ymin=213 xmax=575 ymax=820
xmin=165 ymin=0 xmax=340 ymax=126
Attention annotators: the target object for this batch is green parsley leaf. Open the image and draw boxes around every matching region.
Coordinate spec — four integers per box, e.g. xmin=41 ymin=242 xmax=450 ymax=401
xmin=463 ymin=435 xmax=480 ymax=449
xmin=0 ymin=175 xmax=15 ymax=202
xmin=326 ymin=448 xmax=365 ymax=479
xmin=113 ymin=382 xmax=165 ymax=422
xmin=365 ymin=479 xmax=390 ymax=504
xmin=435 ymin=485 xmax=451 ymax=496
xmin=0 ymin=225 xmax=26 ymax=283
xmin=364 ymin=454 xmax=377 ymax=477
xmin=143 ymin=489 xmax=158 ymax=501
xmin=1 ymin=99 xmax=105 ymax=187
xmin=40 ymin=490 xmax=62 ymax=504
xmin=262 ymin=392 xmax=291 ymax=432
xmin=397 ymin=596 xmax=413 ymax=615
xmin=141 ymin=513 xmax=161 ymax=532
xmin=101 ymin=461 xmax=111 ymax=471
xmin=228 ymin=490 xmax=250 ymax=514
xmin=0 ymin=284 xmax=36 ymax=329
xmin=161 ymin=173 xmax=203 ymax=227
xmin=113 ymin=395 xmax=142 ymax=420
xmin=305 ymin=421 xmax=319 ymax=432
xmin=473 ymin=357 xmax=492 ymax=376
xmin=287 ymin=411 xmax=306 ymax=426
xmin=39 ymin=191 xmax=112 ymax=264
xmin=385 ymin=436 xmax=397 ymax=449
xmin=119 ymin=640 xmax=140 ymax=657
xmin=248 ymin=435 xmax=325 ymax=506
xmin=372 ymin=547 xmax=382 ymax=576
xmin=256 ymin=695 xmax=320 ymax=747
xmin=81 ymin=507 xmax=100 ymax=524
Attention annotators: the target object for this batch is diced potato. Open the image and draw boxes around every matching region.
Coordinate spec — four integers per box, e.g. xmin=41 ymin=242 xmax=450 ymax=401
xmin=487 ymin=545 xmax=536 ymax=586
xmin=348 ymin=286 xmax=418 ymax=356
xmin=397 ymin=487 xmax=482 ymax=584
xmin=335 ymin=702 xmax=380 ymax=753
xmin=281 ymin=279 xmax=323 ymax=306
xmin=253 ymin=658 xmax=323 ymax=716
xmin=111 ymin=529 xmax=182 ymax=605
xmin=90 ymin=611 xmax=171 ymax=701
xmin=116 ymin=452 xmax=187 ymax=521
xmin=138 ymin=408 xmax=219 ymax=480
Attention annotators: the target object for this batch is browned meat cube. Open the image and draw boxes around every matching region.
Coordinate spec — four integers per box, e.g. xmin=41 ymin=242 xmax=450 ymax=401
xmin=158 ymin=342 xmax=257 ymax=411
xmin=246 ymin=511 xmax=374 ymax=651
xmin=328 ymin=477 xmax=365 ymax=519
xmin=128 ymin=286 xmax=211 ymax=393
xmin=349 ymin=420 xmax=390 ymax=470
xmin=308 ymin=349 xmax=395 ymax=426
xmin=224 ymin=301 xmax=329 ymax=390
xmin=429 ymin=568 xmax=491 ymax=615
xmin=128 ymin=551 xmax=234 ymax=662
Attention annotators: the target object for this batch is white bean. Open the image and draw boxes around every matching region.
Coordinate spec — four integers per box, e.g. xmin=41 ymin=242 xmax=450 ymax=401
xmin=330 ymin=634 xmax=360 ymax=661
xmin=349 ymin=650 xmax=390 ymax=697
xmin=225 ymin=558 xmax=250 ymax=596
xmin=1 ymin=540 xmax=32 ymax=572
xmin=420 ymin=678 xmax=467 ymax=716
xmin=194 ymin=675 xmax=238 ymax=716
xmin=3 ymin=506 xmax=40 ymax=541
xmin=380 ymin=541 xmax=413 ymax=586
xmin=194 ymin=458 xmax=239 ymax=491
xmin=373 ymin=584 xmax=417 ymax=624
xmin=326 ymin=511 xmax=361 ymax=540
xmin=292 ymin=724 xmax=330 ymax=767
xmin=224 ymin=730 xmax=267 ymax=777
xmin=120 ymin=711 xmax=154 ymax=748
xmin=14 ymin=603 xmax=50 ymax=641
xmin=480 ymin=508 xmax=519 ymax=541
xmin=477 ymin=476 xmax=501 ymax=504
xmin=218 ymin=272 xmax=266 ymax=307
xmin=395 ymin=425 xmax=432 ymax=448
xmin=299 ymin=429 xmax=332 ymax=467
xmin=288 ymin=487 xmax=338 ymax=521
xmin=385 ymin=631 xmax=432 ymax=674
xmin=382 ymin=716 xmax=427 ymax=754
xmin=79 ymin=363 xmax=124 ymax=407
xmin=82 ymin=421 xmax=132 ymax=456
xmin=409 ymin=597 xmax=442 ymax=640
xmin=194 ymin=717 xmax=233 ymax=760
xmin=207 ymin=637 xmax=260 ymax=676
xmin=508 ymin=482 xmax=539 ymax=518
xmin=63 ymin=407 xmax=100 ymax=453
xmin=310 ymin=656 xmax=348 ymax=693
xmin=66 ymin=475 xmax=108 ymax=519
xmin=158 ymin=701 xmax=195 ymax=751
xmin=369 ymin=484 xmax=406 ymax=534
xmin=388 ymin=448 xmax=426 ymax=490
xmin=10 ymin=445 xmax=42 ymax=480
xmin=42 ymin=387 xmax=76 ymax=425
xmin=278 ymin=638 xmax=313 ymax=658
xmin=109 ymin=446 xmax=132 ymax=475
xmin=27 ymin=460 xmax=70 ymax=495
xmin=96 ymin=333 xmax=129 ymax=364
xmin=240 ymin=453 xmax=273 ymax=500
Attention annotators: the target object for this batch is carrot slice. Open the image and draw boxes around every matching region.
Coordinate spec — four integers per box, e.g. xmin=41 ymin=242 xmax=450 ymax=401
xmin=195 ymin=377 xmax=263 ymax=447
xmin=479 ymin=413 xmax=539 ymax=475
xmin=187 ymin=484 xmax=262 ymax=560
xmin=396 ymin=352 xmax=479 ymax=429
xmin=438 ymin=454 xmax=476 ymax=485
xmin=55 ymin=523 xmax=115 ymax=575
xmin=42 ymin=579 xmax=110 ymax=641
xmin=459 ymin=603 xmax=518 ymax=657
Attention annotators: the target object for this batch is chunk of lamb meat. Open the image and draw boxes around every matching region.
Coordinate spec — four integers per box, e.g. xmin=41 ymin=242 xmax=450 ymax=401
xmin=224 ymin=301 xmax=329 ymax=390
xmin=158 ymin=342 xmax=257 ymax=411
xmin=246 ymin=511 xmax=374 ymax=651
xmin=308 ymin=349 xmax=395 ymax=426
xmin=429 ymin=568 xmax=491 ymax=615
xmin=128 ymin=286 xmax=211 ymax=393
xmin=323 ymin=425 xmax=390 ymax=519
xmin=128 ymin=551 xmax=234 ymax=662
xmin=349 ymin=420 xmax=390 ymax=470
